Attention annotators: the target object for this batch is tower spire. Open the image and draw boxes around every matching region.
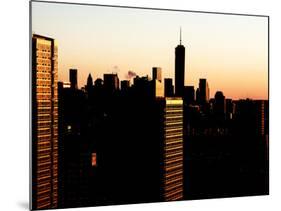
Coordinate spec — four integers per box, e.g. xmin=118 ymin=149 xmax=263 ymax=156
xmin=180 ymin=27 xmax=182 ymax=45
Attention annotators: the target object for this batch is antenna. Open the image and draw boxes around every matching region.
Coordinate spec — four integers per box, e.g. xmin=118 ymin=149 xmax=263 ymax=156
xmin=180 ymin=27 xmax=182 ymax=45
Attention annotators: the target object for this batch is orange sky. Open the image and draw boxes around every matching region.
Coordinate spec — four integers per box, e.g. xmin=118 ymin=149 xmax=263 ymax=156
xmin=32 ymin=2 xmax=268 ymax=100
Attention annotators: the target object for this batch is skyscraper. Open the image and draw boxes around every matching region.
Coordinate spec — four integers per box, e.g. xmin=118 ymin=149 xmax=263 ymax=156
xmin=121 ymin=80 xmax=130 ymax=91
xmin=94 ymin=78 xmax=103 ymax=88
xmin=103 ymin=73 xmax=119 ymax=92
xmin=164 ymin=78 xmax=174 ymax=97
xmin=195 ymin=88 xmax=200 ymax=104
xmin=184 ymin=86 xmax=195 ymax=104
xmin=256 ymin=100 xmax=266 ymax=137
xmin=69 ymin=69 xmax=78 ymax=89
xmin=175 ymin=28 xmax=185 ymax=97
xmin=86 ymin=73 xmax=93 ymax=87
xmin=32 ymin=34 xmax=58 ymax=209
xmin=226 ymin=99 xmax=234 ymax=120
xmin=214 ymin=91 xmax=226 ymax=119
xmin=152 ymin=67 xmax=162 ymax=82
xmin=86 ymin=73 xmax=93 ymax=93
xmin=162 ymin=98 xmax=184 ymax=201
xmin=198 ymin=79 xmax=210 ymax=104
xmin=234 ymin=99 xmax=267 ymax=136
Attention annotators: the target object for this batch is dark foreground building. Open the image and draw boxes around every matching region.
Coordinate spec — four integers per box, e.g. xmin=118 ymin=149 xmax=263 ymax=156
xmin=57 ymin=71 xmax=184 ymax=207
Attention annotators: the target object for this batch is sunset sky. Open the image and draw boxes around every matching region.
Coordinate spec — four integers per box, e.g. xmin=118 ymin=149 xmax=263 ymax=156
xmin=31 ymin=1 xmax=268 ymax=100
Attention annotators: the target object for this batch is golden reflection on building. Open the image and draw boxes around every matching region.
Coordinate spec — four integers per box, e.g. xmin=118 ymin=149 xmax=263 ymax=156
xmin=163 ymin=98 xmax=183 ymax=201
xmin=32 ymin=34 xmax=58 ymax=209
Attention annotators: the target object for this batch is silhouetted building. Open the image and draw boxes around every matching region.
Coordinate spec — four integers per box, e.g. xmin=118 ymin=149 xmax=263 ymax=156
xmin=133 ymin=75 xmax=151 ymax=86
xmin=121 ymin=80 xmax=130 ymax=91
xmin=94 ymin=78 xmax=103 ymax=88
xmin=58 ymin=83 xmax=90 ymax=207
xmin=120 ymin=95 xmax=184 ymax=202
xmin=152 ymin=67 xmax=162 ymax=82
xmin=87 ymin=76 xmax=184 ymax=204
xmin=264 ymin=100 xmax=269 ymax=136
xmin=198 ymin=79 xmax=209 ymax=104
xmin=69 ymin=69 xmax=78 ymax=89
xmin=214 ymin=91 xmax=226 ymax=119
xmin=175 ymin=29 xmax=185 ymax=97
xmin=58 ymin=81 xmax=63 ymax=91
xmin=226 ymin=99 xmax=234 ymax=120
xmin=234 ymin=99 xmax=268 ymax=136
xmin=86 ymin=73 xmax=93 ymax=93
xmin=183 ymin=86 xmax=195 ymax=105
xmin=256 ymin=100 xmax=266 ymax=136
xmin=164 ymin=78 xmax=174 ymax=97
xmin=132 ymin=75 xmax=151 ymax=98
xmin=32 ymin=34 xmax=58 ymax=209
xmin=103 ymin=73 xmax=119 ymax=92
xmin=195 ymin=88 xmax=200 ymax=103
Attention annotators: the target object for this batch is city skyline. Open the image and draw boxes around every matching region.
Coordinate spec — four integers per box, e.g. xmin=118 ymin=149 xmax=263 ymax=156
xmin=31 ymin=2 xmax=269 ymax=209
xmin=32 ymin=2 xmax=268 ymax=100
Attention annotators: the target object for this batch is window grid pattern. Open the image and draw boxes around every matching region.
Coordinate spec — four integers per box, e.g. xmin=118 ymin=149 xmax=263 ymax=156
xmin=163 ymin=100 xmax=184 ymax=201
xmin=33 ymin=36 xmax=58 ymax=209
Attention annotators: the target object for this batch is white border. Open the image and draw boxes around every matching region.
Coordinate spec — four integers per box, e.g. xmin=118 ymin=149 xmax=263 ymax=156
xmin=1 ymin=0 xmax=280 ymax=211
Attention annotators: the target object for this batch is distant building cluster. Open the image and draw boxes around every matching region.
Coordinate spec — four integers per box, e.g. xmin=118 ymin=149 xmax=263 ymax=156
xmin=57 ymin=65 xmax=185 ymax=206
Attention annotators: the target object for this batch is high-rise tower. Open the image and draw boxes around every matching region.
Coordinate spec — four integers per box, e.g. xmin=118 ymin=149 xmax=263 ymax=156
xmin=175 ymin=28 xmax=185 ymax=97
xmin=103 ymin=73 xmax=119 ymax=92
xmin=162 ymin=98 xmax=184 ymax=201
xmin=69 ymin=69 xmax=78 ymax=89
xmin=152 ymin=67 xmax=162 ymax=82
xmin=86 ymin=73 xmax=93 ymax=93
xmin=32 ymin=34 xmax=58 ymax=209
xmin=164 ymin=78 xmax=174 ymax=97
xmin=198 ymin=78 xmax=210 ymax=104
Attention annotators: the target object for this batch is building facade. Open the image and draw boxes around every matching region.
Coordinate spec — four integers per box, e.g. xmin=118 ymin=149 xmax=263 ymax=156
xmin=32 ymin=34 xmax=58 ymax=209
xmin=162 ymin=98 xmax=184 ymax=201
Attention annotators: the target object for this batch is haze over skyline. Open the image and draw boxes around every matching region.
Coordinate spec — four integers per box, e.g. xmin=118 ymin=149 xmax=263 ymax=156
xmin=32 ymin=1 xmax=268 ymax=100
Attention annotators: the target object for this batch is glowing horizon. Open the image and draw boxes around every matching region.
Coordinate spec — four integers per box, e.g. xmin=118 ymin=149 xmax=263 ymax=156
xmin=32 ymin=2 xmax=268 ymax=100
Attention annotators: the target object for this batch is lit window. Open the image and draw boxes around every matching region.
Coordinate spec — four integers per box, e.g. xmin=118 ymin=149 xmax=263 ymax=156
xmin=91 ymin=153 xmax=97 ymax=167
